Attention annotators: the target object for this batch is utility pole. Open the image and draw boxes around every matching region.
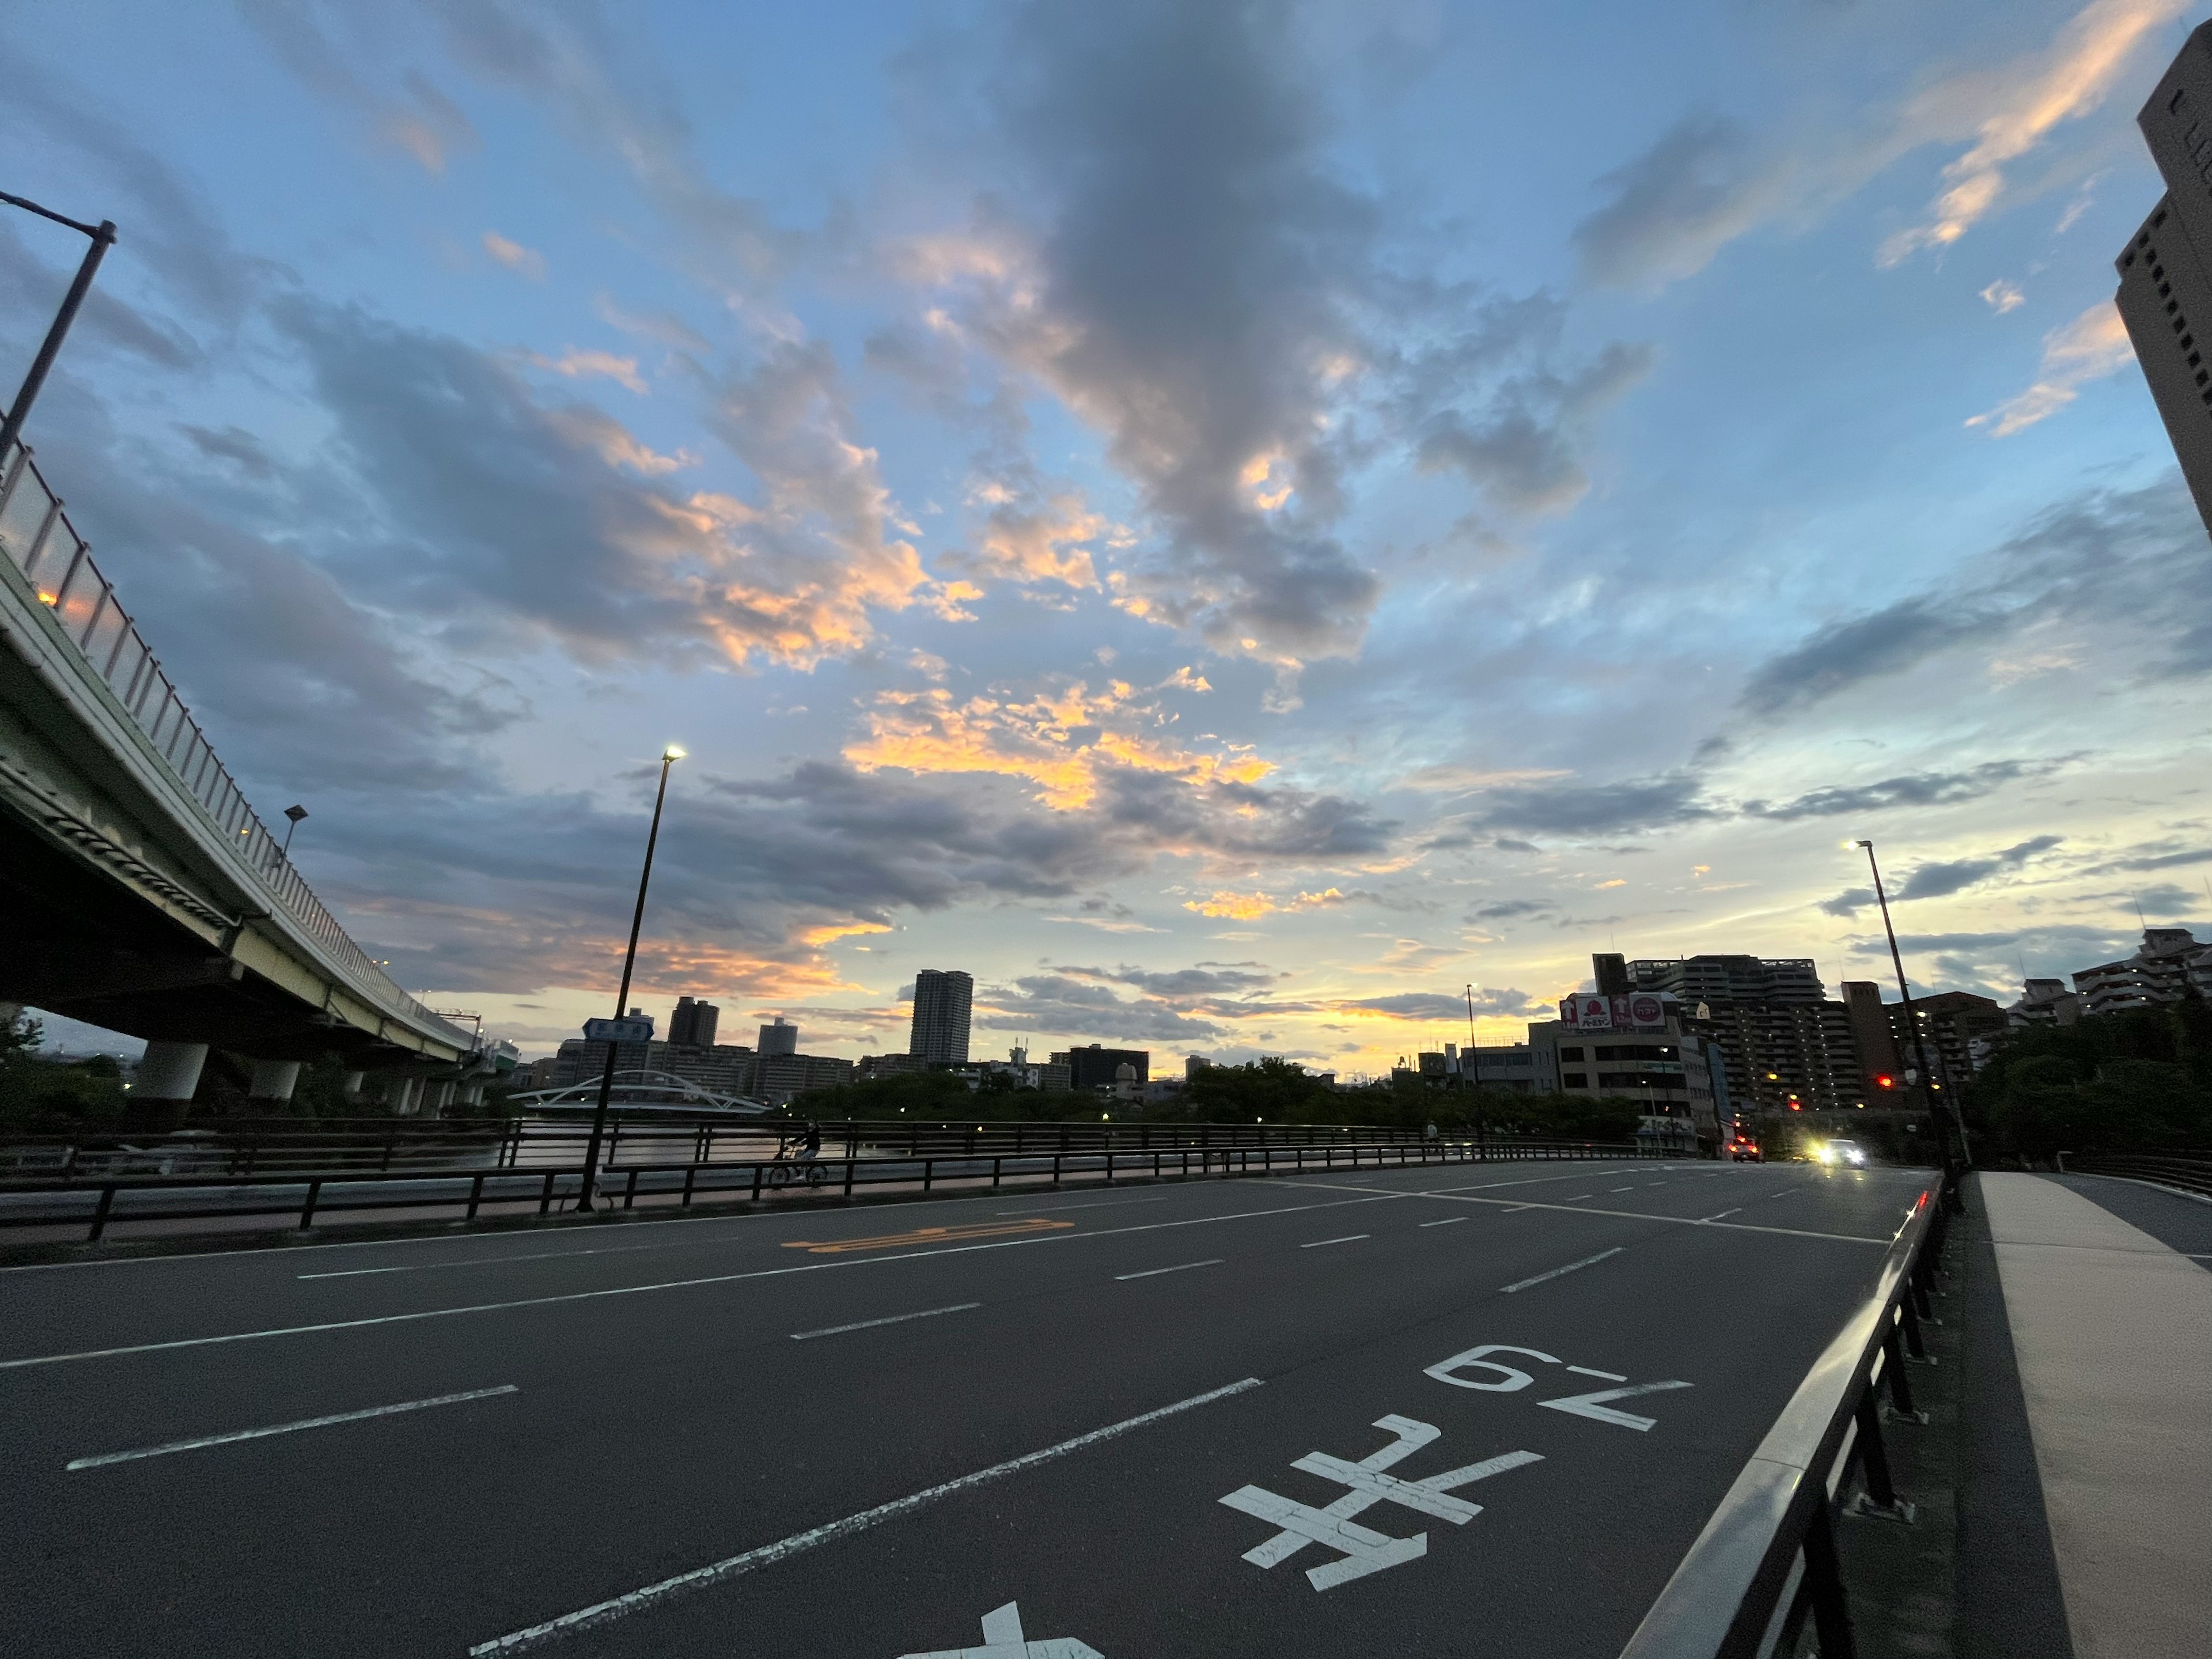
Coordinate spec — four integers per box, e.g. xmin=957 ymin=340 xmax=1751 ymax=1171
xmin=577 ymin=746 xmax=683 ymax=1212
xmin=0 ymin=192 xmax=116 ymax=461
xmin=1464 ymin=984 xmax=1487 ymax=1162
xmin=1854 ymin=839 xmax=1967 ymax=1204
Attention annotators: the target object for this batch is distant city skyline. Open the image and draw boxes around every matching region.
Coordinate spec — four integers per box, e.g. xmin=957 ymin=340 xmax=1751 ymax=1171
xmin=5 ymin=1 xmax=2210 ymax=1074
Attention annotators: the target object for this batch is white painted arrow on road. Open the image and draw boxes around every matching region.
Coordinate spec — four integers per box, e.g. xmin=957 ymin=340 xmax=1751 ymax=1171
xmin=897 ymin=1601 xmax=1102 ymax=1658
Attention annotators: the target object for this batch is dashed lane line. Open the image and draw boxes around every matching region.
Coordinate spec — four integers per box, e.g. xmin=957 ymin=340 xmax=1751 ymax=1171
xmin=1702 ymin=1208 xmax=1743 ymax=1222
xmin=790 ymin=1303 xmax=980 ymax=1341
xmin=1419 ymin=1216 xmax=1470 ymax=1228
xmin=466 ymin=1377 xmax=1265 ymax=1655
xmin=1300 ymin=1234 xmax=1370 ymax=1249
xmin=1278 ymin=1177 xmax=1903 ymax=1247
xmin=1115 ymin=1259 xmax=1222 ymax=1281
xmin=1500 ymin=1247 xmax=1624 ymax=1294
xmin=66 ymin=1385 xmax=518 ymax=1470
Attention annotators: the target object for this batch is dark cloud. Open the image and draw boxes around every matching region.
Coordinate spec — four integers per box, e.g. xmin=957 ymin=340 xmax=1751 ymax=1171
xmin=1052 ymin=963 xmax=1285 ymax=999
xmin=1741 ymin=760 xmax=2064 ymax=820
xmin=179 ymin=424 xmax=278 ymax=479
xmin=1470 ymin=899 xmax=1553 ymax=921
xmin=1574 ymin=117 xmax=1788 ymax=291
xmin=1475 ymin=771 xmax=1715 ymax=836
xmin=1737 ymin=599 xmax=2001 ymax=717
xmin=1820 ymin=835 xmax=2063 ymax=915
xmin=1493 ymin=837 xmax=1541 ymax=854
xmin=1337 ymin=987 xmax=1537 ymax=1021
xmin=982 ymin=974 xmax=1224 ymax=1042
xmin=1415 ymin=343 xmax=1652 ymax=515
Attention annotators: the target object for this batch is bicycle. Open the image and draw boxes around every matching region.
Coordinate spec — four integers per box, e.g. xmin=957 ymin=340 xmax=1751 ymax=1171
xmin=765 ymin=1142 xmax=828 ymax=1187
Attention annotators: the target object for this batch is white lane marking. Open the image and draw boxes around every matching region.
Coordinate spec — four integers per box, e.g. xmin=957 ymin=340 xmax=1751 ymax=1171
xmin=66 ymin=1385 xmax=517 ymax=1470
xmin=1301 ymin=1234 xmax=1370 ymax=1249
xmin=899 ymin=1600 xmax=1100 ymax=1659
xmin=0 ymin=1193 xmax=1403 ymax=1372
xmin=1701 ymin=1208 xmax=1743 ymax=1222
xmin=1566 ymin=1365 xmax=1628 ymax=1381
xmin=299 ymin=1240 xmax=687 ymax=1279
xmin=1562 ymin=1194 xmax=1595 ymax=1202
xmin=1607 ymin=1187 xmax=1635 ymax=1193
xmin=1499 ymin=1247 xmax=1624 ymax=1294
xmin=1279 ymin=1178 xmax=1899 ymax=1247
xmin=994 ymin=1196 xmax=1169 ymax=1215
xmin=1767 ymin=1187 xmax=1805 ymax=1199
xmin=1116 ymin=1259 xmax=1222 ymax=1281
xmin=790 ymin=1303 xmax=980 ymax=1341
xmin=1537 ymin=1380 xmax=1692 ymax=1432
xmin=1419 ymin=1217 xmax=1470 ymax=1228
xmin=466 ymin=1377 xmax=1264 ymax=1655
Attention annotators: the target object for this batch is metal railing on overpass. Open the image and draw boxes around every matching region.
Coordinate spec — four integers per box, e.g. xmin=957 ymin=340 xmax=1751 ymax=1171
xmin=0 ymin=1115 xmax=1642 ymax=1182
xmin=0 ymin=437 xmax=464 ymax=1046
xmin=1616 ymin=1173 xmax=1953 ymax=1659
xmin=0 ymin=1132 xmax=1685 ymax=1244
xmin=2055 ymin=1149 xmax=2212 ymax=1198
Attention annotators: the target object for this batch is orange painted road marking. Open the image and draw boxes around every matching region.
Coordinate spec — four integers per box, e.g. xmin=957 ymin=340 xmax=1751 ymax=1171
xmin=782 ymin=1218 xmax=1074 ymax=1255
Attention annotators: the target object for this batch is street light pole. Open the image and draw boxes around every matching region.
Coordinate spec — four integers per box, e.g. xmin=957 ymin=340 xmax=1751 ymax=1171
xmin=281 ymin=804 xmax=308 ymax=858
xmin=1464 ymin=983 xmax=1487 ymax=1162
xmin=1854 ymin=839 xmax=1967 ymax=1198
xmin=577 ymin=746 xmax=683 ymax=1213
xmin=0 ymin=192 xmax=117 ymax=461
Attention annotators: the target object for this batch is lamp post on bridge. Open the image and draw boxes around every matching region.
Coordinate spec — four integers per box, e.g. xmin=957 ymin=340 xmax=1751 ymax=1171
xmin=577 ymin=745 xmax=684 ymax=1214
xmin=0 ymin=191 xmax=117 ymax=461
xmin=281 ymin=804 xmax=308 ymax=858
xmin=1850 ymin=838 xmax=1967 ymax=1203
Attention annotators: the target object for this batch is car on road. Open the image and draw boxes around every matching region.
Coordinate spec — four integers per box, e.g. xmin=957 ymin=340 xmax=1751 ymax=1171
xmin=1729 ymin=1137 xmax=1761 ymax=1162
xmin=1814 ymin=1139 xmax=1869 ymax=1167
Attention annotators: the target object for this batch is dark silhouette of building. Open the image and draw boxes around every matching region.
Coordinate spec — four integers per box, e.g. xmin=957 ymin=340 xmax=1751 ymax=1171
xmin=757 ymin=1016 xmax=798 ymax=1056
xmin=1052 ymin=1044 xmax=1149 ymax=1092
xmin=668 ymin=996 xmax=718 ymax=1047
xmin=908 ymin=969 xmax=973 ymax=1065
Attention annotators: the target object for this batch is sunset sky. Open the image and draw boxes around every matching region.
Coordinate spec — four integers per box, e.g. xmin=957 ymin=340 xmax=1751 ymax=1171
xmin=7 ymin=0 xmax=2210 ymax=1070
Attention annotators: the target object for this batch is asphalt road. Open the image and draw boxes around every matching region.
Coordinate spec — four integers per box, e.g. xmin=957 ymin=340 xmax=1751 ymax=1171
xmin=1 ymin=1157 xmax=1933 ymax=1658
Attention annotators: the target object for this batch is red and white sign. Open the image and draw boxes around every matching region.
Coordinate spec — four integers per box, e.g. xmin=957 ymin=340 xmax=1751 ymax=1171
xmin=1560 ymin=993 xmax=1669 ymax=1032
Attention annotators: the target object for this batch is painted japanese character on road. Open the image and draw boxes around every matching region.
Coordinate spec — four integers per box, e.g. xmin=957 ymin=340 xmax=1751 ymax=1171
xmin=1220 ymin=1415 xmax=1541 ymax=1591
xmin=1423 ymin=1342 xmax=1692 ymax=1431
xmin=896 ymin=1600 xmax=1101 ymax=1658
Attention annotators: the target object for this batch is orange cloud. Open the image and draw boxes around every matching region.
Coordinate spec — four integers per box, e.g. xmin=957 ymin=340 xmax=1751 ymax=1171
xmin=845 ymin=677 xmax=1272 ymax=810
xmin=1183 ymin=887 xmax=1346 ymax=919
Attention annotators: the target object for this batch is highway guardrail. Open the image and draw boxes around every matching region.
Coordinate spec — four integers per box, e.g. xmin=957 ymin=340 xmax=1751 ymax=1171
xmin=2054 ymin=1149 xmax=2212 ymax=1198
xmin=1615 ymin=1174 xmax=1952 ymax=1659
xmin=0 ymin=1134 xmax=1687 ymax=1244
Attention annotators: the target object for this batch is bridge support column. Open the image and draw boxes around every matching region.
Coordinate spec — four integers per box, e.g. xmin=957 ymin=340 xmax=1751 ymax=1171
xmin=430 ymin=1080 xmax=454 ymax=1114
xmin=136 ymin=1041 xmax=207 ymax=1105
xmin=456 ymin=1082 xmax=484 ymax=1107
xmin=342 ymin=1070 xmax=365 ymax=1100
xmin=381 ymin=1075 xmax=419 ymax=1114
xmin=248 ymin=1060 xmax=301 ymax=1104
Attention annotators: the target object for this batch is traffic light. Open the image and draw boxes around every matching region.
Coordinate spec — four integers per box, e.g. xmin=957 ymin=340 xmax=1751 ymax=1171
xmin=1874 ymin=1074 xmax=1895 ymax=1090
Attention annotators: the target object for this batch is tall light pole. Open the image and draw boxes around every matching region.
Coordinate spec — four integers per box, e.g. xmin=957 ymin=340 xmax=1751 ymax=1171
xmin=577 ymin=745 xmax=683 ymax=1213
xmin=0 ymin=192 xmax=117 ymax=461
xmin=1852 ymin=839 xmax=1966 ymax=1196
xmin=1463 ymin=983 xmax=1488 ymax=1161
xmin=281 ymin=804 xmax=308 ymax=858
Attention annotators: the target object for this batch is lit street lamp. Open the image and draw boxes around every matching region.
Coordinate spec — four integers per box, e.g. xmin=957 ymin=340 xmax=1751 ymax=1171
xmin=577 ymin=745 xmax=684 ymax=1213
xmin=0 ymin=191 xmax=117 ymax=461
xmin=1850 ymin=838 xmax=1967 ymax=1197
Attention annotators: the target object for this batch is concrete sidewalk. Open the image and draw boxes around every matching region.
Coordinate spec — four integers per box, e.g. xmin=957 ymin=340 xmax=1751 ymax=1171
xmin=1978 ymin=1172 xmax=2212 ymax=1658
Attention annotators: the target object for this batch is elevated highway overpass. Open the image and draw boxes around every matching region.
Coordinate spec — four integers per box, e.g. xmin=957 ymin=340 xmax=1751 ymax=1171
xmin=0 ymin=437 xmax=478 ymax=1108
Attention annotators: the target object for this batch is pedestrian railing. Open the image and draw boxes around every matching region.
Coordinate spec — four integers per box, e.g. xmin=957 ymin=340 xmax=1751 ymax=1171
xmin=2055 ymin=1149 xmax=2212 ymax=1198
xmin=1616 ymin=1175 xmax=1953 ymax=1659
xmin=0 ymin=437 xmax=467 ymax=1048
xmin=0 ymin=1134 xmax=1685 ymax=1244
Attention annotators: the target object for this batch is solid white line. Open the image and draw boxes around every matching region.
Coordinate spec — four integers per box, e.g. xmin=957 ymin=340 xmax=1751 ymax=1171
xmin=993 ymin=1196 xmax=1169 ymax=1215
xmin=1608 ymin=1187 xmax=1635 ymax=1193
xmin=789 ymin=1303 xmax=979 ymax=1341
xmin=466 ymin=1377 xmax=1265 ymax=1654
xmin=1280 ymin=1177 xmax=1900 ymax=1246
xmin=1300 ymin=1234 xmax=1370 ymax=1248
xmin=1419 ymin=1217 xmax=1470 ymax=1228
xmin=1562 ymin=1194 xmax=1595 ymax=1202
xmin=66 ymin=1385 xmax=518 ymax=1470
xmin=298 ymin=1240 xmax=689 ymax=1279
xmin=1115 ymin=1259 xmax=1222 ymax=1281
xmin=1499 ymin=1247 xmax=1624 ymax=1294
xmin=0 ymin=1192 xmax=1399 ymax=1372
xmin=1567 ymin=1365 xmax=1628 ymax=1381
xmin=1702 ymin=1208 xmax=1743 ymax=1222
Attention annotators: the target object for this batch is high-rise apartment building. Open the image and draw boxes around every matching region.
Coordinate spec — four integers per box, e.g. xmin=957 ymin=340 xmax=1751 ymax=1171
xmin=757 ymin=1017 xmax=798 ymax=1056
xmin=1628 ymin=956 xmax=1825 ymax=1006
xmin=908 ymin=969 xmax=974 ymax=1065
xmin=1630 ymin=955 xmax=1857 ymax=1112
xmin=2118 ymin=25 xmax=2212 ymax=535
xmin=1051 ymin=1044 xmax=1149 ymax=1092
xmin=668 ymin=996 xmax=719 ymax=1047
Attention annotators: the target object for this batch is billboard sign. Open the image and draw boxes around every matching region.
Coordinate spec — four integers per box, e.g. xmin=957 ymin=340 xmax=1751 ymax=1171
xmin=1559 ymin=993 xmax=1669 ymax=1032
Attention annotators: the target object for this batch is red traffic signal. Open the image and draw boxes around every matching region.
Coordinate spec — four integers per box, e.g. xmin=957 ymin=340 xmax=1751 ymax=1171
xmin=1874 ymin=1074 xmax=1895 ymax=1089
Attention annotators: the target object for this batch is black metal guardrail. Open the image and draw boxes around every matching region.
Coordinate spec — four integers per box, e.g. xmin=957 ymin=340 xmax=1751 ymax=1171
xmin=1616 ymin=1176 xmax=1952 ymax=1659
xmin=2055 ymin=1149 xmax=2212 ymax=1198
xmin=0 ymin=1135 xmax=1681 ymax=1244
xmin=0 ymin=1116 xmax=1460 ymax=1181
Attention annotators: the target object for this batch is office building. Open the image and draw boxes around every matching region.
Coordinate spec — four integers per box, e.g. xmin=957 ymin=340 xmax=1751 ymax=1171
xmin=1442 ymin=1041 xmax=1556 ymax=1093
xmin=2120 ymin=26 xmax=2212 ymax=533
xmin=1052 ymin=1044 xmax=1149 ymax=1092
xmin=758 ymin=1017 xmax=798 ymax=1056
xmin=909 ymin=969 xmax=974 ymax=1065
xmin=753 ymin=1051 xmax=854 ymax=1105
xmin=668 ymin=996 xmax=719 ymax=1047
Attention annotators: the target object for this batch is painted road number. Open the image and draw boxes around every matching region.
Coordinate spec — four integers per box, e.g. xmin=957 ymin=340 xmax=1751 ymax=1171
xmin=1221 ymin=1415 xmax=1541 ymax=1590
xmin=1423 ymin=1343 xmax=1692 ymax=1432
xmin=896 ymin=1600 xmax=1101 ymax=1658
